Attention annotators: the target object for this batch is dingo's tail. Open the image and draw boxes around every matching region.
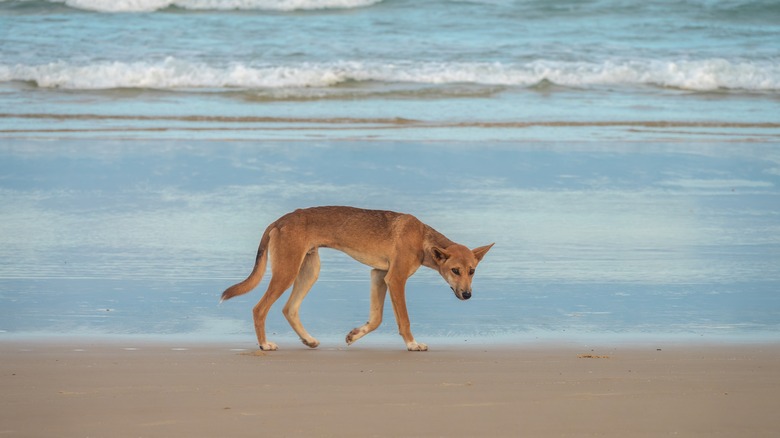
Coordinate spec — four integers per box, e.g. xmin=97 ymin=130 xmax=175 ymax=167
xmin=220 ymin=225 xmax=273 ymax=302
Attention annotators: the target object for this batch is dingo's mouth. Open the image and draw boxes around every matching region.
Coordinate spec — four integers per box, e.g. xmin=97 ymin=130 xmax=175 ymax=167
xmin=451 ymin=287 xmax=471 ymax=301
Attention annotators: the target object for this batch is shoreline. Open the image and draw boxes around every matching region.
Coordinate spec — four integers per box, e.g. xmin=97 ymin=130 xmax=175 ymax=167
xmin=2 ymin=339 xmax=779 ymax=437
xmin=0 ymin=330 xmax=780 ymax=350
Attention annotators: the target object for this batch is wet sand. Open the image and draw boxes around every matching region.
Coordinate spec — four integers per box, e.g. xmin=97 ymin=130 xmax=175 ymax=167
xmin=2 ymin=339 xmax=779 ymax=437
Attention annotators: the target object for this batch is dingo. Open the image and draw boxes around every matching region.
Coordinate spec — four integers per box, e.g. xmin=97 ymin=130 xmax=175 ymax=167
xmin=220 ymin=206 xmax=493 ymax=351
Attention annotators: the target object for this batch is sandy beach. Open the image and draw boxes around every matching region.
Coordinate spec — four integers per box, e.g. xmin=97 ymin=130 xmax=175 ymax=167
xmin=2 ymin=339 xmax=778 ymax=437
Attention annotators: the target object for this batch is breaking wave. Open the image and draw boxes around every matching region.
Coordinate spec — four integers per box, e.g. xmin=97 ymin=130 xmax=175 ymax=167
xmin=5 ymin=0 xmax=383 ymax=12
xmin=2 ymin=58 xmax=779 ymax=93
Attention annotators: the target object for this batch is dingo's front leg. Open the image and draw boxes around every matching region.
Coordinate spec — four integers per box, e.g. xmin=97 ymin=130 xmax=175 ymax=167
xmin=386 ymin=271 xmax=428 ymax=351
xmin=347 ymin=269 xmax=388 ymax=345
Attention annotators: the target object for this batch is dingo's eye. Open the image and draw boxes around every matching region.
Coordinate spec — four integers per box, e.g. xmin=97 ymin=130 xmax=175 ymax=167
xmin=451 ymin=268 xmax=461 ymax=276
xmin=469 ymin=268 xmax=475 ymax=276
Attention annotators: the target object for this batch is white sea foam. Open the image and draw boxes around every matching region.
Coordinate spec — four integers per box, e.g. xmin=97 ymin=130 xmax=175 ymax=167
xmin=2 ymin=58 xmax=778 ymax=92
xmin=53 ymin=0 xmax=382 ymax=12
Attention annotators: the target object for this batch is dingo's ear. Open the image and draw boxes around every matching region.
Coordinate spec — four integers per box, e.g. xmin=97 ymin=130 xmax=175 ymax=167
xmin=472 ymin=243 xmax=494 ymax=262
xmin=431 ymin=247 xmax=451 ymax=265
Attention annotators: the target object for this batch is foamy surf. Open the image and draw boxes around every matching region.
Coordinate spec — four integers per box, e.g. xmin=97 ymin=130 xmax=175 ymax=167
xmin=3 ymin=58 xmax=778 ymax=92
xmin=46 ymin=0 xmax=383 ymax=12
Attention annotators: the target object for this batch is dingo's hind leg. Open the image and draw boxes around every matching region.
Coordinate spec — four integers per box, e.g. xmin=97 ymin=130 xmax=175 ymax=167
xmin=346 ymin=269 xmax=388 ymax=345
xmin=253 ymin=272 xmax=296 ymax=351
xmin=252 ymin=235 xmax=305 ymax=351
xmin=284 ymin=250 xmax=321 ymax=348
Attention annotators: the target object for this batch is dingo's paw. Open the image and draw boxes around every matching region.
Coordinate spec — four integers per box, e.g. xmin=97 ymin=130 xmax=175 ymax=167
xmin=346 ymin=327 xmax=365 ymax=345
xmin=406 ymin=342 xmax=428 ymax=351
xmin=301 ymin=338 xmax=319 ymax=349
xmin=259 ymin=341 xmax=278 ymax=351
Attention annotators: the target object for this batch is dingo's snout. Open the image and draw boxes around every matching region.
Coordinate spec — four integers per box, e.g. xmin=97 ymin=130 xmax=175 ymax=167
xmin=451 ymin=286 xmax=472 ymax=301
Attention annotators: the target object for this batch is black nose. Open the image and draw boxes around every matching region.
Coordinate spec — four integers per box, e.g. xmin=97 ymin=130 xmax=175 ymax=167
xmin=462 ymin=291 xmax=472 ymax=300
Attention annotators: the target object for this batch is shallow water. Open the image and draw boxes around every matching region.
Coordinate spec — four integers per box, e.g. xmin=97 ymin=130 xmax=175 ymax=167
xmin=1 ymin=139 xmax=778 ymax=344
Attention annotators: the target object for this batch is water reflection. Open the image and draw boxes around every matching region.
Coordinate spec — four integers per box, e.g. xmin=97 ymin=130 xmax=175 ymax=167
xmin=1 ymin=139 xmax=778 ymax=341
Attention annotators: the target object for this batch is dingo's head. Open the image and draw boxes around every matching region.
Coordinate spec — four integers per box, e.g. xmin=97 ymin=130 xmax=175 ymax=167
xmin=431 ymin=243 xmax=494 ymax=300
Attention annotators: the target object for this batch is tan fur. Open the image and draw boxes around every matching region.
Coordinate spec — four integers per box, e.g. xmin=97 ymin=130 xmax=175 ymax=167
xmin=220 ymin=206 xmax=494 ymax=351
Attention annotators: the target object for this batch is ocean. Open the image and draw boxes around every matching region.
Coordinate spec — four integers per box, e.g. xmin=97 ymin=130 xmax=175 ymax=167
xmin=1 ymin=0 xmax=779 ymax=346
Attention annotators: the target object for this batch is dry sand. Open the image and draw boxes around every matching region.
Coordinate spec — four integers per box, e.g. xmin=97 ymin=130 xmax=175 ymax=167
xmin=2 ymin=339 xmax=779 ymax=437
